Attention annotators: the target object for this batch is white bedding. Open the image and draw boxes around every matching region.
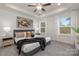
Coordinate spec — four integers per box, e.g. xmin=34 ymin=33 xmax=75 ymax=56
xmin=15 ymin=37 xmax=33 ymax=43
xmin=15 ymin=36 xmax=51 ymax=53
xmin=22 ymin=42 xmax=40 ymax=53
xmin=15 ymin=37 xmax=51 ymax=43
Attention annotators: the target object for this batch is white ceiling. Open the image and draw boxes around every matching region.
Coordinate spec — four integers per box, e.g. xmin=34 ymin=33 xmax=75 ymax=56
xmin=0 ymin=3 xmax=79 ymax=17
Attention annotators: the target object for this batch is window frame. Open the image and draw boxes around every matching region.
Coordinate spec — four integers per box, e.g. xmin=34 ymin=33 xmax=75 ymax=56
xmin=39 ymin=21 xmax=47 ymax=34
xmin=58 ymin=16 xmax=72 ymax=35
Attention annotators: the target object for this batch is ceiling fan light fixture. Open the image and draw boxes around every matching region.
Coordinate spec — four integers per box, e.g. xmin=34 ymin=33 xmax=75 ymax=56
xmin=37 ymin=4 xmax=42 ymax=10
xmin=27 ymin=3 xmax=51 ymax=15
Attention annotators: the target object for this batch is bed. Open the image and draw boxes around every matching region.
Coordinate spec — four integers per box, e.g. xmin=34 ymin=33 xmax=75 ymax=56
xmin=14 ymin=29 xmax=51 ymax=56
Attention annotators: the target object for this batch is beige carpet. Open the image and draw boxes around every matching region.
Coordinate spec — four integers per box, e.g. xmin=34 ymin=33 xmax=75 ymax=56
xmin=0 ymin=41 xmax=76 ymax=56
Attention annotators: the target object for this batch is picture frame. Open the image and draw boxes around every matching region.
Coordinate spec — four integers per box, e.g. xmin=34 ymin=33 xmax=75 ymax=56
xmin=17 ymin=16 xmax=33 ymax=28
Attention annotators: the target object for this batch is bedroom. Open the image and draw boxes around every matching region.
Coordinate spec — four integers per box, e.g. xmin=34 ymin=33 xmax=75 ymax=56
xmin=0 ymin=3 xmax=79 ymax=56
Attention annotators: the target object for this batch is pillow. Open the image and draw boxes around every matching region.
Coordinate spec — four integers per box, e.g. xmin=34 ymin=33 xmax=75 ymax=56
xmin=15 ymin=32 xmax=34 ymax=38
xmin=15 ymin=32 xmax=25 ymax=38
xmin=26 ymin=32 xmax=32 ymax=37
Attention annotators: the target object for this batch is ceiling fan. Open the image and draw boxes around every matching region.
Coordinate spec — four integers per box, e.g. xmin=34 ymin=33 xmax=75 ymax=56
xmin=28 ymin=3 xmax=51 ymax=12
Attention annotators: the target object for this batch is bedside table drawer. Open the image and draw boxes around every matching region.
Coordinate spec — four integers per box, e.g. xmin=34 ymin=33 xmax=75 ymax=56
xmin=3 ymin=40 xmax=14 ymax=44
xmin=2 ymin=37 xmax=14 ymax=47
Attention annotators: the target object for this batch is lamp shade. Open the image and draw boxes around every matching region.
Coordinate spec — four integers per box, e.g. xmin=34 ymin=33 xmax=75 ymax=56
xmin=3 ymin=27 xmax=11 ymax=32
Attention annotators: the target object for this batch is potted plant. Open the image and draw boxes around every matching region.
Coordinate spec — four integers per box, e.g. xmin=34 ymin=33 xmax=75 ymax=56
xmin=72 ymin=27 xmax=79 ymax=33
xmin=72 ymin=27 xmax=79 ymax=43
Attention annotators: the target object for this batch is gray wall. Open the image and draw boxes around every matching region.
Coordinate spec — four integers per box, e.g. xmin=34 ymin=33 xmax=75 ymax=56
xmin=38 ymin=10 xmax=78 ymax=45
xmin=0 ymin=6 xmax=79 ymax=45
xmin=0 ymin=8 xmax=38 ymax=37
xmin=0 ymin=7 xmax=39 ymax=47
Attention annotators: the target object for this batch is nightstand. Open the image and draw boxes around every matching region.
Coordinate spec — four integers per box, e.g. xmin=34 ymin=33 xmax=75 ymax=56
xmin=2 ymin=37 xmax=14 ymax=47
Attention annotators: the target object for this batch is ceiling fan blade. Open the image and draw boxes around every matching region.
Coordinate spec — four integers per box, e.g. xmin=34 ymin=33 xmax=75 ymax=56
xmin=28 ymin=5 xmax=36 ymax=7
xmin=42 ymin=3 xmax=51 ymax=6
xmin=42 ymin=8 xmax=45 ymax=11
xmin=34 ymin=9 xmax=37 ymax=12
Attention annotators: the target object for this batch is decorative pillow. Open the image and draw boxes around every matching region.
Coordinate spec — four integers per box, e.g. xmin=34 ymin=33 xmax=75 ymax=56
xmin=15 ymin=32 xmax=34 ymax=38
xmin=15 ymin=32 xmax=25 ymax=38
xmin=26 ymin=32 xmax=32 ymax=37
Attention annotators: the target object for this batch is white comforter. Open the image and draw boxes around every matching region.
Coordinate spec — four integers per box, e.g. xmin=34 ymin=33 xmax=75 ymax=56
xmin=15 ymin=36 xmax=51 ymax=53
xmin=22 ymin=42 xmax=40 ymax=53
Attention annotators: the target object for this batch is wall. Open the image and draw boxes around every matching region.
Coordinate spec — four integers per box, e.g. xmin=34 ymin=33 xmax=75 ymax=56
xmin=0 ymin=7 xmax=38 ymax=47
xmin=38 ymin=10 xmax=78 ymax=45
xmin=48 ymin=10 xmax=78 ymax=45
xmin=0 ymin=8 xmax=39 ymax=36
xmin=77 ymin=10 xmax=79 ymax=27
xmin=0 ymin=6 xmax=79 ymax=46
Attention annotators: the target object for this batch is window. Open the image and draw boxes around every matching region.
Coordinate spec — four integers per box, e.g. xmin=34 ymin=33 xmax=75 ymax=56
xmin=59 ymin=17 xmax=71 ymax=34
xmin=40 ymin=22 xmax=46 ymax=33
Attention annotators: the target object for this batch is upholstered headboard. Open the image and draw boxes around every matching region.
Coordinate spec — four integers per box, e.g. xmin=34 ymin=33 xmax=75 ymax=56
xmin=13 ymin=29 xmax=34 ymax=38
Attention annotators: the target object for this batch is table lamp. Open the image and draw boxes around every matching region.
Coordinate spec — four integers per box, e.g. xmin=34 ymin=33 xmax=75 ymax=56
xmin=3 ymin=27 xmax=11 ymax=37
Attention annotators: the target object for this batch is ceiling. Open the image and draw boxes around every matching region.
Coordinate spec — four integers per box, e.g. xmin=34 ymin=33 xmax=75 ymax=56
xmin=0 ymin=3 xmax=79 ymax=17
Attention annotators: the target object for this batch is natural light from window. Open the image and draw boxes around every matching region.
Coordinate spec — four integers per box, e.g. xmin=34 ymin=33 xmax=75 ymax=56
xmin=59 ymin=17 xmax=71 ymax=34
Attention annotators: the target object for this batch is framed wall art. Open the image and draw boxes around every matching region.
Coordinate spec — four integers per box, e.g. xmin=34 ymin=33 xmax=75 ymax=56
xmin=16 ymin=16 xmax=33 ymax=28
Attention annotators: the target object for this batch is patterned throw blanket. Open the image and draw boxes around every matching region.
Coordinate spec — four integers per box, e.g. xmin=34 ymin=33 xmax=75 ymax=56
xmin=16 ymin=37 xmax=46 ymax=55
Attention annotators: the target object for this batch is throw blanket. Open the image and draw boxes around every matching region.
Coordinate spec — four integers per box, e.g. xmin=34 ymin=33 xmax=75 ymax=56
xmin=16 ymin=37 xmax=46 ymax=55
